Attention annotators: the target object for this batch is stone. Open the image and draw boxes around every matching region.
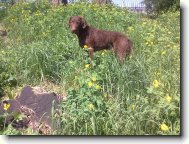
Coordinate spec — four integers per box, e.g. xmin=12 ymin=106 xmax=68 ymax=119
xmin=0 ymin=86 xmax=62 ymax=134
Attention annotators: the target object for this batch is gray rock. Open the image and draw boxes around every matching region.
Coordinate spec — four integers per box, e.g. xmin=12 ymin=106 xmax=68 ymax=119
xmin=0 ymin=86 xmax=62 ymax=134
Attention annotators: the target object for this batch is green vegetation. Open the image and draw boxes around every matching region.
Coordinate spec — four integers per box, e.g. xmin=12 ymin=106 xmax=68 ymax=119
xmin=0 ymin=1 xmax=180 ymax=135
xmin=143 ymin=0 xmax=180 ymax=16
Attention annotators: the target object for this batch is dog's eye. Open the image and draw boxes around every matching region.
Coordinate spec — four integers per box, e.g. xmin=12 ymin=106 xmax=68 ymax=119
xmin=71 ymin=21 xmax=75 ymax=24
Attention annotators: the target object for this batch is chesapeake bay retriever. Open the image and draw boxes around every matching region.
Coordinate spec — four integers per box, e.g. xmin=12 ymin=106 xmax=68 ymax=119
xmin=68 ymin=16 xmax=132 ymax=61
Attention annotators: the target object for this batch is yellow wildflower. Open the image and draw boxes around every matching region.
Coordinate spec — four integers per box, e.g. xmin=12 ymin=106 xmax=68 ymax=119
xmin=131 ymin=105 xmax=135 ymax=110
xmin=153 ymin=80 xmax=160 ymax=88
xmin=91 ymin=77 xmax=97 ymax=82
xmin=142 ymin=22 xmax=147 ymax=25
xmin=83 ymin=45 xmax=88 ymax=49
xmin=129 ymin=55 xmax=133 ymax=59
xmin=88 ymin=104 xmax=94 ymax=110
xmin=69 ymin=60 xmax=74 ymax=64
xmin=103 ymin=93 xmax=108 ymax=97
xmin=128 ymin=26 xmax=134 ymax=31
xmin=160 ymin=123 xmax=169 ymax=131
xmin=161 ymin=51 xmax=166 ymax=55
xmin=88 ymin=81 xmax=93 ymax=88
xmin=165 ymin=94 xmax=172 ymax=102
xmin=85 ymin=64 xmax=90 ymax=68
xmin=3 ymin=102 xmax=10 ymax=111
xmin=155 ymin=71 xmax=161 ymax=76
xmin=95 ymin=84 xmax=101 ymax=90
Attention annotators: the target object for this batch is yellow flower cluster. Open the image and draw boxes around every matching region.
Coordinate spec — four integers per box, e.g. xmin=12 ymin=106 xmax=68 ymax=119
xmin=95 ymin=84 xmax=101 ymax=90
xmin=88 ymin=103 xmax=94 ymax=110
xmin=145 ymin=41 xmax=154 ymax=46
xmin=153 ymin=80 xmax=161 ymax=88
xmin=142 ymin=22 xmax=147 ymax=26
xmin=128 ymin=26 xmax=134 ymax=31
xmin=83 ymin=45 xmax=88 ymax=49
xmin=103 ymin=93 xmax=108 ymax=98
xmin=87 ymin=81 xmax=93 ymax=88
xmin=160 ymin=123 xmax=169 ymax=131
xmin=161 ymin=51 xmax=166 ymax=55
xmin=165 ymin=94 xmax=172 ymax=102
xmin=87 ymin=77 xmax=101 ymax=90
xmin=131 ymin=105 xmax=135 ymax=110
xmin=84 ymin=64 xmax=90 ymax=70
xmin=88 ymin=82 xmax=101 ymax=90
xmin=101 ymin=49 xmax=108 ymax=57
xmin=3 ymin=102 xmax=10 ymax=111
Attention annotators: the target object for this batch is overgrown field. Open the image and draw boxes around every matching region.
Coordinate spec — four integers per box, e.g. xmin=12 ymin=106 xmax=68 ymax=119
xmin=0 ymin=2 xmax=180 ymax=135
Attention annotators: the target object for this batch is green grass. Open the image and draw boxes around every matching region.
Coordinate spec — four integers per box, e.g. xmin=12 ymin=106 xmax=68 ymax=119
xmin=0 ymin=1 xmax=180 ymax=135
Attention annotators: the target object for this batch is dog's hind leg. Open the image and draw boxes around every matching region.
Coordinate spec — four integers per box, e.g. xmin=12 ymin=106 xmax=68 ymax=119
xmin=113 ymin=38 xmax=132 ymax=61
xmin=88 ymin=47 xmax=94 ymax=59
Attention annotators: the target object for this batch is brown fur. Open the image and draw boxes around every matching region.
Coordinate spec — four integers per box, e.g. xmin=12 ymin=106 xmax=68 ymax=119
xmin=68 ymin=16 xmax=132 ymax=61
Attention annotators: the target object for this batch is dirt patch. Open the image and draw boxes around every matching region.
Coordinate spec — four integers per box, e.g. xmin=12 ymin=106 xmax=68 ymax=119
xmin=0 ymin=23 xmax=9 ymax=46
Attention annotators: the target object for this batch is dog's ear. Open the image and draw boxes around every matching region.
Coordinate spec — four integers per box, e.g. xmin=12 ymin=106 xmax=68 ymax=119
xmin=68 ymin=16 xmax=72 ymax=27
xmin=80 ymin=17 xmax=87 ymax=29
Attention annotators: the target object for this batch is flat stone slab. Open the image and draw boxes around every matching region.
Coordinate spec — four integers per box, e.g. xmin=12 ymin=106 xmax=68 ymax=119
xmin=0 ymin=86 xmax=62 ymax=134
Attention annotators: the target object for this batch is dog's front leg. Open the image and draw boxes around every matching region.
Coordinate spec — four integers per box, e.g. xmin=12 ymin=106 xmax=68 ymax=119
xmin=88 ymin=47 xmax=94 ymax=59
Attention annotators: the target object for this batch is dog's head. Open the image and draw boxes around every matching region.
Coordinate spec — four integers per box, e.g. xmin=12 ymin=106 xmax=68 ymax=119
xmin=68 ymin=16 xmax=88 ymax=33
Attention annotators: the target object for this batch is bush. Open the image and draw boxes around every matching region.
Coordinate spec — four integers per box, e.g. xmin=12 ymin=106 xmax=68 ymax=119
xmin=143 ymin=0 xmax=180 ymax=16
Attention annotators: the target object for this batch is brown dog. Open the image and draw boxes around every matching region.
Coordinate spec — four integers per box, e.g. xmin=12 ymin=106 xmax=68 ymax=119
xmin=68 ymin=16 xmax=132 ymax=61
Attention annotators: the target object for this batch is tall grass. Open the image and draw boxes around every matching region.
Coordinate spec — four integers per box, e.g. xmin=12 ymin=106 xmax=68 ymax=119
xmin=0 ymin=1 xmax=180 ymax=135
